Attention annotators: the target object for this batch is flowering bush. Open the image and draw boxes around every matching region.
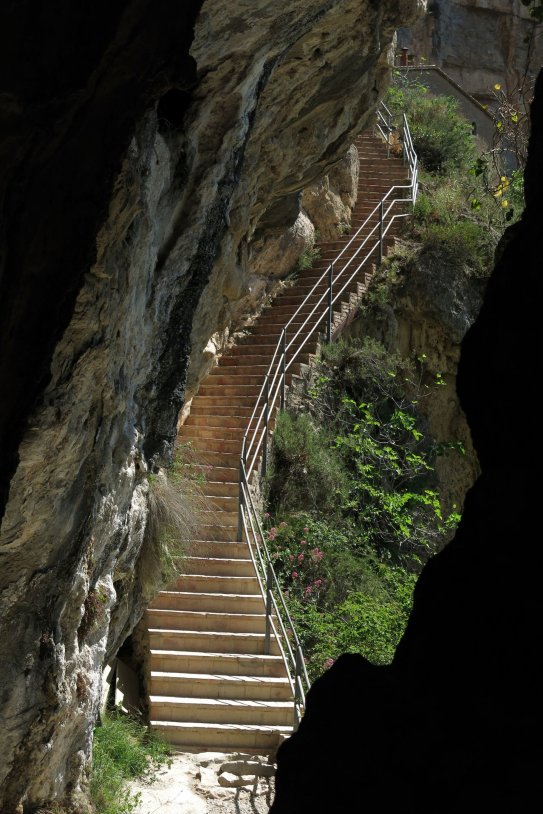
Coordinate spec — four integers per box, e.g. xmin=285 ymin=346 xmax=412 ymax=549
xmin=265 ymin=515 xmax=326 ymax=605
xmin=262 ymin=513 xmax=419 ymax=680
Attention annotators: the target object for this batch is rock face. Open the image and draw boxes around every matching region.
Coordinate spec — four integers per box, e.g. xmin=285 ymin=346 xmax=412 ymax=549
xmin=0 ymin=1 xmax=423 ymax=809
xmin=347 ymin=247 xmax=484 ymax=514
xmin=399 ymin=0 xmax=543 ymax=103
xmin=272 ymin=68 xmax=543 ymax=812
xmin=302 ymin=145 xmax=360 ymax=240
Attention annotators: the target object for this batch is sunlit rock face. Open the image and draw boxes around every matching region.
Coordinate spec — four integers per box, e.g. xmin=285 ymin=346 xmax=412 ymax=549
xmin=0 ymin=0 xmax=423 ymax=809
xmin=272 ymin=68 xmax=543 ymax=813
xmin=399 ymin=0 xmax=543 ymax=103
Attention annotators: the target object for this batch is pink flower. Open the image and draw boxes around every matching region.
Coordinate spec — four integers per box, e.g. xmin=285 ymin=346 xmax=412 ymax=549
xmin=304 ymin=585 xmax=312 ymax=597
xmin=300 ymin=540 xmax=307 ymax=546
xmin=279 ymin=521 xmax=287 ymax=528
xmin=264 ymin=512 xmax=270 ymax=519
xmin=303 ymin=527 xmax=309 ymax=533
xmin=311 ymin=548 xmax=324 ymax=561
xmin=291 ymin=571 xmax=298 ymax=579
xmin=324 ymin=658 xmax=335 ymax=670
xmin=269 ymin=527 xmax=277 ymax=541
xmin=315 ymin=579 xmax=322 ymax=587
xmin=298 ymin=553 xmax=304 ymax=563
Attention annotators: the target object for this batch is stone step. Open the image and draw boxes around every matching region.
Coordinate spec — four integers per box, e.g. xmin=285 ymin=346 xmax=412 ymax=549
xmin=189 ymin=402 xmax=254 ymax=416
xmin=149 ymin=696 xmax=292 ymax=726
xmin=182 ymin=425 xmax=245 ymax=441
xmin=171 ymin=573 xmax=259 ymax=594
xmin=255 ymin=310 xmax=336 ymax=327
xmin=238 ymin=329 xmax=319 ymax=347
xmin=150 ymin=670 xmax=292 ymax=701
xmin=146 ymin=609 xmax=267 ymax=634
xmin=229 ymin=339 xmax=316 ymax=355
xmin=219 ymin=353 xmax=312 ymax=368
xmin=185 ymin=539 xmax=247 ymax=558
xmin=151 ymin=591 xmax=264 ymax=614
xmin=180 ymin=555 xmax=255 ymax=577
xmin=198 ymin=383 xmax=262 ymax=398
xmin=149 ymin=649 xmax=286 ymax=676
xmin=190 ymin=395 xmax=258 ymax=409
xmin=199 ymin=480 xmax=239 ymax=497
xmin=188 ymin=437 xmax=242 ymax=454
xmin=209 ymin=369 xmax=296 ymax=384
xmin=285 ymin=277 xmax=366 ymax=295
xmin=191 ymin=448 xmax=243 ymax=466
xmin=148 ymin=629 xmax=280 ymax=656
xmin=319 ymin=243 xmax=393 ymax=261
xmin=190 ymin=463 xmax=238 ymax=482
xmin=185 ymin=412 xmax=254 ymax=427
xmin=150 ymin=720 xmax=291 ymax=752
xmin=197 ymin=523 xmax=239 ymax=541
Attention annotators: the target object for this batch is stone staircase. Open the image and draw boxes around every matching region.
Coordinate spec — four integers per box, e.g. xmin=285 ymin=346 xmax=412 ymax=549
xmin=145 ymin=130 xmax=409 ymax=753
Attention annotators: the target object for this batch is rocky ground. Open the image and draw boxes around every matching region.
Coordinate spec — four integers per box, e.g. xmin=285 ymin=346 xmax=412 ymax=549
xmin=130 ymin=752 xmax=275 ymax=814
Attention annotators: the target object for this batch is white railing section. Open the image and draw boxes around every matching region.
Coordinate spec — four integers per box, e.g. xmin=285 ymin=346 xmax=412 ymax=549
xmin=237 ymin=101 xmax=418 ymax=728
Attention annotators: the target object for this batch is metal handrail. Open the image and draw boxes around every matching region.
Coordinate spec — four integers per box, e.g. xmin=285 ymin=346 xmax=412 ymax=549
xmin=237 ymin=101 xmax=418 ymax=728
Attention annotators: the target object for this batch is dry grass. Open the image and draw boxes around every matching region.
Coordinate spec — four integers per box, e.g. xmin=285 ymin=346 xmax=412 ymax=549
xmin=138 ymin=443 xmax=214 ymax=596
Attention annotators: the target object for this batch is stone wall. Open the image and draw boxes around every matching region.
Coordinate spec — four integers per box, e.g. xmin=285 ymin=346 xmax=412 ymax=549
xmin=398 ymin=0 xmax=543 ymax=103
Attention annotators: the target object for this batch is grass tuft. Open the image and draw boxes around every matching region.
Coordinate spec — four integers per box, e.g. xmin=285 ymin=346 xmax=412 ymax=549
xmin=90 ymin=709 xmax=171 ymax=814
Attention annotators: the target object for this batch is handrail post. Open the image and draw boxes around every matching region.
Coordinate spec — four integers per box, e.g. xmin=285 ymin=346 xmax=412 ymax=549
xmin=280 ymin=329 xmax=286 ymax=410
xmin=386 ymin=110 xmax=391 ymax=158
xmin=237 ymin=445 xmax=246 ymax=541
xmin=326 ymin=262 xmax=334 ymax=343
xmin=264 ymin=561 xmax=273 ymax=655
xmin=293 ymin=645 xmax=303 ymax=727
xmin=262 ymin=375 xmax=269 ymax=479
xmin=379 ymin=201 xmax=384 ymax=265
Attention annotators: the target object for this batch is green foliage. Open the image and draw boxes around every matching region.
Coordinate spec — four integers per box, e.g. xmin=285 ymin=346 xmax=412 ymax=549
xmin=387 ymin=80 xmax=475 ymax=174
xmin=522 ymin=0 xmax=543 ymax=21
xmin=297 ymin=244 xmax=321 ymax=271
xmin=267 ymin=412 xmax=347 ymax=517
xmin=387 ymin=76 xmax=525 ymax=277
xmin=91 ymin=709 xmax=171 ymax=814
xmin=266 ymin=339 xmax=462 ymax=679
xmin=265 ymin=515 xmax=417 ymax=679
xmin=77 ymin=587 xmax=108 ymax=644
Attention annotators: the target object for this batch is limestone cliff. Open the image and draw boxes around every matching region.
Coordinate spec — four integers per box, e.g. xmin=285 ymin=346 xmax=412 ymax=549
xmin=0 ymin=1 xmax=423 ymax=809
xmin=399 ymin=0 xmax=543 ymax=103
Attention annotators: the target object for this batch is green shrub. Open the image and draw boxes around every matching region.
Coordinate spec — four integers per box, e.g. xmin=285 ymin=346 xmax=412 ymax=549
xmin=264 ymin=515 xmax=418 ymax=678
xmin=419 ymin=221 xmax=485 ymax=273
xmin=297 ymin=244 xmax=321 ymax=271
xmin=265 ymin=339 xmax=461 ymax=679
xmin=387 ymin=80 xmax=475 ymax=174
xmin=91 ymin=709 xmax=171 ymax=814
xmin=266 ymin=412 xmax=347 ymax=516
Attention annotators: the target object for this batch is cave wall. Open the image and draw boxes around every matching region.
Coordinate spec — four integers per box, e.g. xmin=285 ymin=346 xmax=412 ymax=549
xmin=272 ymin=68 xmax=543 ymax=812
xmin=0 ymin=1 xmax=424 ymax=809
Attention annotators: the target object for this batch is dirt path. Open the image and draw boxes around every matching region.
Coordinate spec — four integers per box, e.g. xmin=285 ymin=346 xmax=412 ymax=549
xmin=130 ymin=752 xmax=275 ymax=814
